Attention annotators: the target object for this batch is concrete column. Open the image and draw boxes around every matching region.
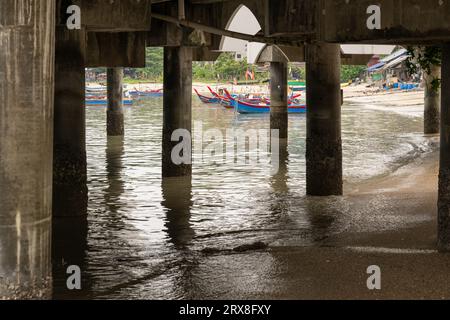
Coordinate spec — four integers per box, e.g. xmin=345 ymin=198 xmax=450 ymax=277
xmin=162 ymin=47 xmax=193 ymax=177
xmin=424 ymin=64 xmax=441 ymax=135
xmin=107 ymin=68 xmax=125 ymax=136
xmin=0 ymin=1 xmax=55 ymax=299
xmin=270 ymin=62 xmax=289 ymax=140
xmin=305 ymin=43 xmax=343 ymax=196
xmin=438 ymin=44 xmax=450 ymax=251
xmin=53 ymin=28 xmax=88 ymax=217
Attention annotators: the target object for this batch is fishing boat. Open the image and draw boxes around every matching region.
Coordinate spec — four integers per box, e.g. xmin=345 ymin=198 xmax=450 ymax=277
xmin=206 ymin=87 xmax=270 ymax=108
xmin=86 ymin=86 xmax=107 ymax=95
xmin=224 ymin=90 xmax=306 ymax=114
xmin=129 ymin=89 xmax=163 ymax=98
xmin=207 ymin=87 xmax=234 ymax=108
xmin=86 ymin=99 xmax=134 ymax=106
xmin=194 ymin=88 xmax=220 ymax=104
xmin=232 ymin=99 xmax=306 ymax=114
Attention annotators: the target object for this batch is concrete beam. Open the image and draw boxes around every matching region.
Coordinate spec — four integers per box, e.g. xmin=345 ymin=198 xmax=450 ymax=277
xmin=320 ymin=0 xmax=450 ymax=44
xmin=192 ymin=47 xmax=221 ymax=61
xmin=147 ymin=19 xmax=212 ymax=47
xmin=57 ymin=0 xmax=152 ymax=31
xmin=86 ymin=32 xmax=146 ymax=67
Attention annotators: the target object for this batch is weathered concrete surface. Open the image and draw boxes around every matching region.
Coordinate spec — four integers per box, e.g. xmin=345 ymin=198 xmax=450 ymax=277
xmin=57 ymin=0 xmax=152 ymax=31
xmin=162 ymin=47 xmax=193 ymax=178
xmin=270 ymin=61 xmax=289 ymax=140
xmin=321 ymin=0 xmax=450 ymax=44
xmin=107 ymin=68 xmax=125 ymax=137
xmin=424 ymin=64 xmax=441 ymax=135
xmin=178 ymin=0 xmax=450 ymax=45
xmin=86 ymin=32 xmax=146 ymax=68
xmin=438 ymin=44 xmax=450 ymax=252
xmin=0 ymin=1 xmax=55 ymax=299
xmin=306 ymin=43 xmax=343 ymax=196
xmin=53 ymin=27 xmax=88 ymax=217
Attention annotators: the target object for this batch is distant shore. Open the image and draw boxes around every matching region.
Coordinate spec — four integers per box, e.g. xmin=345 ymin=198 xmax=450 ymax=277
xmin=87 ymin=81 xmax=426 ymax=101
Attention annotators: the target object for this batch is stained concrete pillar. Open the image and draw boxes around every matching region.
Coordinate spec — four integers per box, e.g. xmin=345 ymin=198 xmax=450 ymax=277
xmin=438 ymin=44 xmax=450 ymax=251
xmin=0 ymin=1 xmax=55 ymax=299
xmin=305 ymin=43 xmax=343 ymax=196
xmin=270 ymin=62 xmax=289 ymax=140
xmin=162 ymin=47 xmax=193 ymax=177
xmin=53 ymin=28 xmax=88 ymax=217
xmin=107 ymin=68 xmax=125 ymax=136
xmin=424 ymin=64 xmax=441 ymax=135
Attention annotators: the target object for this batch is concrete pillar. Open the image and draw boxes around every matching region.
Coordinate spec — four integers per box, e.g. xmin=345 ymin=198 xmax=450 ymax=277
xmin=53 ymin=28 xmax=88 ymax=217
xmin=162 ymin=47 xmax=193 ymax=178
xmin=270 ymin=62 xmax=289 ymax=140
xmin=305 ymin=43 xmax=343 ymax=196
xmin=438 ymin=44 xmax=450 ymax=251
xmin=0 ymin=1 xmax=55 ymax=299
xmin=424 ymin=64 xmax=441 ymax=135
xmin=107 ymin=68 xmax=125 ymax=136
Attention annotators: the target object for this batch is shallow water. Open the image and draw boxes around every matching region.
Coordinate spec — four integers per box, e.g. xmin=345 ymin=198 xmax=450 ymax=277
xmin=52 ymin=96 xmax=434 ymax=299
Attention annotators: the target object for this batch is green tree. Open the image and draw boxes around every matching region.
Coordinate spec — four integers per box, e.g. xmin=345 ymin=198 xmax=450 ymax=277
xmin=340 ymin=65 xmax=366 ymax=82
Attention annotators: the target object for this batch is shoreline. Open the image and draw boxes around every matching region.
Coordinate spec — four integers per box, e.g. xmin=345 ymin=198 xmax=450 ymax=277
xmin=192 ymin=144 xmax=447 ymax=300
xmin=190 ymin=89 xmax=450 ymax=300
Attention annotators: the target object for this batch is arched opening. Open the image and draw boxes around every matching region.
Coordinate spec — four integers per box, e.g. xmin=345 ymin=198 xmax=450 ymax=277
xmin=219 ymin=5 xmax=264 ymax=62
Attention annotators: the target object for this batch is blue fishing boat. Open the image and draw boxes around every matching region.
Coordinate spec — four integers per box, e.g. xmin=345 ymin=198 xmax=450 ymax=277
xmin=224 ymin=90 xmax=306 ymax=114
xmin=86 ymin=99 xmax=134 ymax=106
xmin=129 ymin=89 xmax=163 ymax=98
xmin=232 ymin=99 xmax=306 ymax=114
xmin=194 ymin=89 xmax=220 ymax=104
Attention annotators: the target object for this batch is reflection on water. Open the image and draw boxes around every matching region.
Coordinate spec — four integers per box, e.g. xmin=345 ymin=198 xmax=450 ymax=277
xmin=162 ymin=177 xmax=194 ymax=248
xmin=51 ymin=97 xmax=434 ymax=299
xmin=52 ymin=205 xmax=89 ymax=299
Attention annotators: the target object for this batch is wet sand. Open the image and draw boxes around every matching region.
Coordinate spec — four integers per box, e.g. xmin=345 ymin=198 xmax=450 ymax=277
xmin=186 ymin=149 xmax=450 ymax=300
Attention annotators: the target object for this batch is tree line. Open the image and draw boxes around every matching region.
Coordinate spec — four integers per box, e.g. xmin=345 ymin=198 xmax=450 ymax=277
xmin=89 ymin=48 xmax=366 ymax=83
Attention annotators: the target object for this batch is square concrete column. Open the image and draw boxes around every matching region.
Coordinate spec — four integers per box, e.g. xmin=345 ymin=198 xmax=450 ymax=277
xmin=270 ymin=61 xmax=289 ymax=140
xmin=107 ymin=68 xmax=125 ymax=136
xmin=0 ymin=1 xmax=55 ymax=299
xmin=162 ymin=47 xmax=193 ymax=178
xmin=424 ymin=63 xmax=441 ymax=135
xmin=438 ymin=44 xmax=450 ymax=251
xmin=53 ymin=28 xmax=88 ymax=217
xmin=305 ymin=43 xmax=343 ymax=196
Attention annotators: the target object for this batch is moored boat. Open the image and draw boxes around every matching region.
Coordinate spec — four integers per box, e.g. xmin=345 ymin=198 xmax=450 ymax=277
xmin=86 ymin=99 xmax=134 ymax=106
xmin=129 ymin=89 xmax=163 ymax=98
xmin=224 ymin=90 xmax=306 ymax=114
xmin=194 ymin=88 xmax=220 ymax=104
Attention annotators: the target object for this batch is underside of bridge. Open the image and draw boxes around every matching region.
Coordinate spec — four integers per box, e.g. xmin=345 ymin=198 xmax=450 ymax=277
xmin=2 ymin=0 xmax=450 ymax=299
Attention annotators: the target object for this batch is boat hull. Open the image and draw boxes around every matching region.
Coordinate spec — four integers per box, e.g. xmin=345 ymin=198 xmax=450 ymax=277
xmin=232 ymin=100 xmax=306 ymax=114
xmin=86 ymin=99 xmax=134 ymax=106
xmin=129 ymin=91 xmax=163 ymax=98
xmin=194 ymin=89 xmax=221 ymax=104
